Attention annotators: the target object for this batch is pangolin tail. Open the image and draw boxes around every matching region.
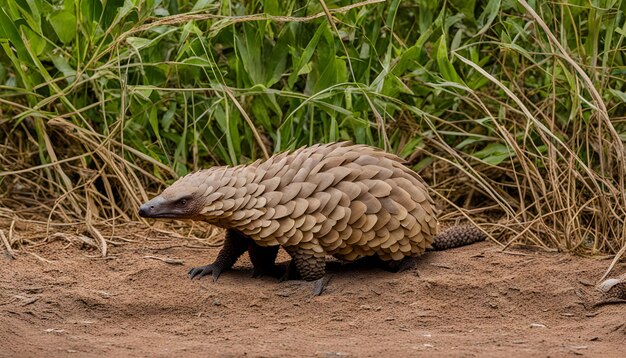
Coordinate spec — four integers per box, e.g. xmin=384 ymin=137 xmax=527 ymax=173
xmin=429 ymin=224 xmax=486 ymax=251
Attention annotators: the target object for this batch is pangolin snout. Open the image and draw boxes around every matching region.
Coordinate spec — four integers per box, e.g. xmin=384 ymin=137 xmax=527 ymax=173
xmin=138 ymin=196 xmax=165 ymax=218
xmin=138 ymin=203 xmax=152 ymax=217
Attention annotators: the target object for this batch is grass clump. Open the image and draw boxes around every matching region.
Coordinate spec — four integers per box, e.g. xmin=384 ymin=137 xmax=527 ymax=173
xmin=0 ymin=0 xmax=625 ymax=262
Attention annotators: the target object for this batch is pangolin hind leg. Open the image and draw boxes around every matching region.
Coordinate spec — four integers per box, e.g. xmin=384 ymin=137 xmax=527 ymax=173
xmin=353 ymin=255 xmax=417 ymax=273
xmin=284 ymin=246 xmax=329 ymax=296
xmin=188 ymin=229 xmax=249 ymax=281
xmin=248 ymin=244 xmax=282 ymax=278
xmin=279 ymin=258 xmax=301 ymax=281
xmin=384 ymin=256 xmax=417 ymax=273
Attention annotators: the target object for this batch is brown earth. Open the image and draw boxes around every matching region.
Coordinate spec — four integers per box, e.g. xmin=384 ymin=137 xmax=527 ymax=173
xmin=1 ymin=225 xmax=625 ymax=357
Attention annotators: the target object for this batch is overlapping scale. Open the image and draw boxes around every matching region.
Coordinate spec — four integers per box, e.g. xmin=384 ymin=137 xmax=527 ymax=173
xmin=171 ymin=142 xmax=439 ymax=263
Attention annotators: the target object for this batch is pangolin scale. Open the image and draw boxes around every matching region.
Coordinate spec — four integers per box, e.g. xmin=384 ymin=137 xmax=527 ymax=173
xmin=139 ymin=142 xmax=485 ymax=292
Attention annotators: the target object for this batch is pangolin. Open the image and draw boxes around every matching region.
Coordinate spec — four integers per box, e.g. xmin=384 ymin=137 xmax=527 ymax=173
xmin=139 ymin=142 xmax=485 ymax=294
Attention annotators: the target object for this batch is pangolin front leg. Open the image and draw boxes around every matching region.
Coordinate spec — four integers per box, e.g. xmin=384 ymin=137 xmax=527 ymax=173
xmin=284 ymin=246 xmax=329 ymax=296
xmin=189 ymin=229 xmax=281 ymax=281
xmin=188 ymin=229 xmax=249 ymax=281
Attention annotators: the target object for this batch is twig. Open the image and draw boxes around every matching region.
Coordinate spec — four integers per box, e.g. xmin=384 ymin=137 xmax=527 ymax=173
xmin=0 ymin=230 xmax=16 ymax=259
xmin=143 ymin=0 xmax=385 ymax=30
xmin=9 ymin=218 xmax=16 ymax=246
xmin=499 ymin=250 xmax=529 ymax=257
xmin=224 ymin=87 xmax=270 ymax=160
xmin=146 ymin=226 xmax=224 ymax=244
xmin=429 ymin=263 xmax=452 ymax=269
xmin=599 ymin=243 xmax=626 ymax=282
xmin=151 ymin=244 xmax=220 ymax=250
xmin=86 ymin=222 xmax=108 ymax=257
xmin=143 ymin=255 xmax=184 ymax=265
xmin=26 ymin=251 xmax=55 ymax=263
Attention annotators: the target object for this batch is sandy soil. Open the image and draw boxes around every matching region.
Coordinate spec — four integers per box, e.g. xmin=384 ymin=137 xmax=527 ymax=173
xmin=1 ymin=226 xmax=625 ymax=357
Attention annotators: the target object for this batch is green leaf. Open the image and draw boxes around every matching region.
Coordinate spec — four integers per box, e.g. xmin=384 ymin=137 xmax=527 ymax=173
xmin=385 ymin=0 xmax=401 ymax=29
xmin=435 ymin=35 xmax=463 ymax=84
xmin=129 ymin=86 xmax=153 ymax=100
xmin=455 ymin=136 xmax=485 ymax=149
xmin=191 ymin=0 xmax=214 ymax=11
xmin=51 ymin=55 xmax=76 ymax=83
xmin=181 ymin=56 xmax=214 ymax=67
xmin=288 ymin=23 xmax=325 ymax=87
xmin=161 ymin=102 xmax=177 ymax=132
xmin=251 ymin=96 xmax=273 ymax=131
xmin=149 ymin=106 xmax=161 ymax=142
xmin=473 ymin=143 xmax=514 ymax=165
xmin=413 ymin=157 xmax=433 ymax=172
xmin=0 ymin=8 xmax=29 ymax=62
xmin=449 ymin=0 xmax=476 ymax=20
xmin=306 ymin=27 xmax=347 ymax=94
xmin=235 ymin=24 xmax=264 ymax=86
xmin=126 ymin=37 xmax=153 ymax=51
xmin=48 ymin=10 xmax=76 ymax=44
xmin=263 ymin=0 xmax=280 ymax=15
xmin=115 ymin=0 xmax=135 ymax=23
xmin=15 ymin=0 xmax=42 ymax=33
xmin=609 ymin=89 xmax=626 ymax=104
xmin=399 ymin=137 xmax=424 ymax=158
xmin=266 ymin=30 xmax=288 ymax=87
xmin=391 ymin=35 xmax=427 ymax=76
xmin=23 ymin=27 xmax=46 ymax=56
xmin=475 ymin=0 xmax=501 ymax=36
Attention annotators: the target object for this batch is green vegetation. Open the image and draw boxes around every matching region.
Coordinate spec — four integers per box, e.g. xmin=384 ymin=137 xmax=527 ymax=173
xmin=0 ymin=0 xmax=625 ymax=257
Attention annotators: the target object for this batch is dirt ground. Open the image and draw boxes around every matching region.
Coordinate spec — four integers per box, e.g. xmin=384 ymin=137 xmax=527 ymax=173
xmin=1 ymin=224 xmax=625 ymax=358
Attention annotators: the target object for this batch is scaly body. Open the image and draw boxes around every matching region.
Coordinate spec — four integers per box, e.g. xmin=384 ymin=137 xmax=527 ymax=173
xmin=139 ymin=142 xmax=485 ymax=292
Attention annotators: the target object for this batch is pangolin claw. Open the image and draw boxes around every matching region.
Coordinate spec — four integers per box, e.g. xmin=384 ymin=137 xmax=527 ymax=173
xmin=188 ymin=264 xmax=222 ymax=282
xmin=312 ymin=275 xmax=332 ymax=296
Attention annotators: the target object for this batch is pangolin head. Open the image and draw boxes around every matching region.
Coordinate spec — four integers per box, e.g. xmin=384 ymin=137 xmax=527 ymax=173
xmin=138 ymin=169 xmax=222 ymax=220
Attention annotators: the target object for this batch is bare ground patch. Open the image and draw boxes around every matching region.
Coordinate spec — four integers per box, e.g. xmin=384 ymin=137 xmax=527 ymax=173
xmin=1 ymin=226 xmax=625 ymax=357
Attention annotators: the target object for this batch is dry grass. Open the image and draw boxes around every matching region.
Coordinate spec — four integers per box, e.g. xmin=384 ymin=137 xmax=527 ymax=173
xmin=0 ymin=0 xmax=625 ymax=277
